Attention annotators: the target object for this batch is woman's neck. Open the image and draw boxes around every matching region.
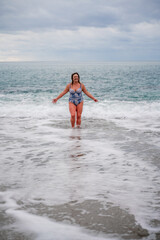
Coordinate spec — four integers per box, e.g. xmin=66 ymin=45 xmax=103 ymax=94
xmin=72 ymin=82 xmax=79 ymax=85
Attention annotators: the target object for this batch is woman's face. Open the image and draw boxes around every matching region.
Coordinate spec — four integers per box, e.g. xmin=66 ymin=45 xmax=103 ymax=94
xmin=73 ymin=74 xmax=79 ymax=83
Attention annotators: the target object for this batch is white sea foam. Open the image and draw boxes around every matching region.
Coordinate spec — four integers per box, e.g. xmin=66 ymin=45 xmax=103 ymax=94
xmin=0 ymin=192 xmax=117 ymax=240
xmin=1 ymin=99 xmax=159 ymax=132
xmin=84 ymin=100 xmax=160 ymax=132
xmin=0 ymin=130 xmax=160 ymax=230
xmin=0 ymin=98 xmax=160 ymax=239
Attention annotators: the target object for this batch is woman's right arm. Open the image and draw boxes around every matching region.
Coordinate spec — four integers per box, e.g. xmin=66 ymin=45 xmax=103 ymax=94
xmin=52 ymin=84 xmax=70 ymax=103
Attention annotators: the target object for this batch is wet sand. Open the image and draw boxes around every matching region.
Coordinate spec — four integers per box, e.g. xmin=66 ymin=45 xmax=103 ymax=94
xmin=27 ymin=199 xmax=149 ymax=239
xmin=0 ymin=198 xmax=152 ymax=240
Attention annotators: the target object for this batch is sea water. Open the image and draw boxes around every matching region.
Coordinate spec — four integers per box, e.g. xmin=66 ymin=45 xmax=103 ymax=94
xmin=0 ymin=61 xmax=160 ymax=240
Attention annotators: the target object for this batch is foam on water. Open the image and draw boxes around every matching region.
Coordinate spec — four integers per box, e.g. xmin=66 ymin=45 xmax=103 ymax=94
xmin=0 ymin=103 xmax=160 ymax=234
xmin=0 ymin=192 xmax=115 ymax=240
xmin=84 ymin=100 xmax=160 ymax=132
xmin=1 ymin=99 xmax=160 ymax=129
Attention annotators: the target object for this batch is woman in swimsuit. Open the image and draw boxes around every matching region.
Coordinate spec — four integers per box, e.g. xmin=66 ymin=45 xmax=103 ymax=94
xmin=52 ymin=72 xmax=98 ymax=128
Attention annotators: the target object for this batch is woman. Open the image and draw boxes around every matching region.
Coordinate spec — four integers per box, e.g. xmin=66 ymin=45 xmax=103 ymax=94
xmin=52 ymin=72 xmax=98 ymax=128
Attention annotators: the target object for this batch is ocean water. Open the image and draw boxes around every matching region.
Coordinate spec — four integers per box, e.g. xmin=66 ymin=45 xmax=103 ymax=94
xmin=0 ymin=61 xmax=160 ymax=240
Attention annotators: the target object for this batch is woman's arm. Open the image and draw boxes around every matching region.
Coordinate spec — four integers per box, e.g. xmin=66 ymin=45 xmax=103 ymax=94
xmin=52 ymin=84 xmax=70 ymax=103
xmin=82 ymin=84 xmax=98 ymax=102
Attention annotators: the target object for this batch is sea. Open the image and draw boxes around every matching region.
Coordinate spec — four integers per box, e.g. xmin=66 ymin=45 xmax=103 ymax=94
xmin=0 ymin=61 xmax=160 ymax=240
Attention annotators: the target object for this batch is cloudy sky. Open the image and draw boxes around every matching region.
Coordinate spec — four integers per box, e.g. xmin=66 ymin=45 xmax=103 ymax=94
xmin=0 ymin=0 xmax=160 ymax=61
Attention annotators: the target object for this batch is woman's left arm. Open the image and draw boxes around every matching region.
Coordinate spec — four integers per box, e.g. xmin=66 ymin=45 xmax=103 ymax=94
xmin=82 ymin=84 xmax=98 ymax=102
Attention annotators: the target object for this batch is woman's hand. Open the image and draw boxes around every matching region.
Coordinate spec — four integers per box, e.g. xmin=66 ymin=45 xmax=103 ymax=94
xmin=94 ymin=98 xmax=98 ymax=102
xmin=52 ymin=98 xmax=57 ymax=103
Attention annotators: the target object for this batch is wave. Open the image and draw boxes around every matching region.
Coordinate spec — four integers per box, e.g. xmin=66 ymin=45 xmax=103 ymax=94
xmin=0 ymin=100 xmax=160 ymax=131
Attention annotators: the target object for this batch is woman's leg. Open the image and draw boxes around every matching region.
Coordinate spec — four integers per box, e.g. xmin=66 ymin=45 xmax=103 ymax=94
xmin=76 ymin=101 xmax=83 ymax=126
xmin=69 ymin=102 xmax=76 ymax=128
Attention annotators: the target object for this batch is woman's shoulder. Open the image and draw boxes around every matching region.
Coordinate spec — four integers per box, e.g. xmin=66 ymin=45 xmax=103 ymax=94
xmin=64 ymin=83 xmax=71 ymax=91
xmin=66 ymin=83 xmax=71 ymax=88
xmin=80 ymin=83 xmax=85 ymax=89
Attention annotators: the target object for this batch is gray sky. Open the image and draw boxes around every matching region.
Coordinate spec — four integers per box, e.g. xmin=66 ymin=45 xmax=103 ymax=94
xmin=0 ymin=0 xmax=160 ymax=61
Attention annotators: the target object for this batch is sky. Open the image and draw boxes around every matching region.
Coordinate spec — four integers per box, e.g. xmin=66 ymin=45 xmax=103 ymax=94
xmin=0 ymin=0 xmax=160 ymax=62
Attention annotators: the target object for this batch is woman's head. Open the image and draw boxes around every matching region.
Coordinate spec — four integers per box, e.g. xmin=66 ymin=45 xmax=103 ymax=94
xmin=71 ymin=72 xmax=80 ymax=84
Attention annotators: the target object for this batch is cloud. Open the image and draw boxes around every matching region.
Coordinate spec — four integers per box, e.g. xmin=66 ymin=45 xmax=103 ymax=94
xmin=1 ymin=0 xmax=159 ymax=31
xmin=0 ymin=0 xmax=119 ymax=31
xmin=0 ymin=0 xmax=160 ymax=61
xmin=131 ymin=21 xmax=160 ymax=39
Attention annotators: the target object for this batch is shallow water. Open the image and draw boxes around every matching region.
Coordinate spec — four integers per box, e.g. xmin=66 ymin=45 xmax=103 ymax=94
xmin=0 ymin=62 xmax=160 ymax=239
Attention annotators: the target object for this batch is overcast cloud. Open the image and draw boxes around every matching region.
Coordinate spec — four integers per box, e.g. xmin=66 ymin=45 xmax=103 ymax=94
xmin=0 ymin=0 xmax=160 ymax=61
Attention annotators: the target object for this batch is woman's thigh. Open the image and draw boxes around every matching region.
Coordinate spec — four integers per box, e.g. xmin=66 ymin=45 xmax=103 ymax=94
xmin=77 ymin=101 xmax=83 ymax=116
xmin=69 ymin=102 xmax=77 ymax=116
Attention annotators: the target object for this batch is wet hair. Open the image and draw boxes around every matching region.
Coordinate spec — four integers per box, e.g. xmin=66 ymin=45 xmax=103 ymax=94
xmin=71 ymin=72 xmax=80 ymax=84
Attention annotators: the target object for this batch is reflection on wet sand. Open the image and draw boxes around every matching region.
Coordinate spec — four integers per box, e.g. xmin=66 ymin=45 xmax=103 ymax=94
xmin=69 ymin=129 xmax=84 ymax=161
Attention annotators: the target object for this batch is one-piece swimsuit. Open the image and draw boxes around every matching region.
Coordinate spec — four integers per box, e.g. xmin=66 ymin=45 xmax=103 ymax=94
xmin=69 ymin=83 xmax=83 ymax=106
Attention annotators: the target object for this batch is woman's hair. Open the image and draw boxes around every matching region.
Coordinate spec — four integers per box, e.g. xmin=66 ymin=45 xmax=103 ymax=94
xmin=71 ymin=72 xmax=80 ymax=84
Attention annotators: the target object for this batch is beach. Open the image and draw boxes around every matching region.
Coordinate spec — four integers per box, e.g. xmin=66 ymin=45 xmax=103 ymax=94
xmin=0 ymin=61 xmax=160 ymax=239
